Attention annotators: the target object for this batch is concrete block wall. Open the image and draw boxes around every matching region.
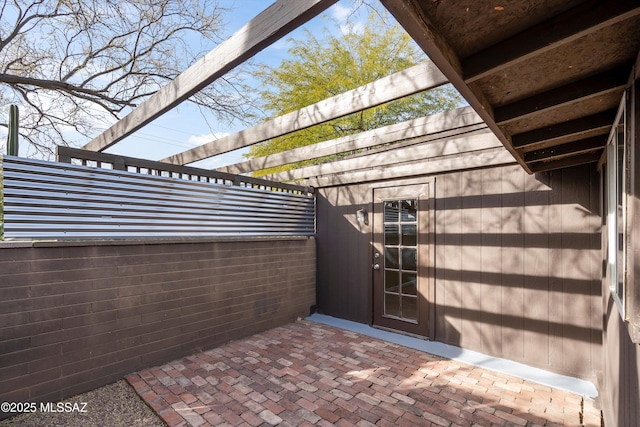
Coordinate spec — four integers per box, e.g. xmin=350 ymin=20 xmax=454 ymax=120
xmin=0 ymin=237 xmax=316 ymax=412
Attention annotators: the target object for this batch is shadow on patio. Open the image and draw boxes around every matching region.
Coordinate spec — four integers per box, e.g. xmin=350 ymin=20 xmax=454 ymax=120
xmin=127 ymin=319 xmax=601 ymax=427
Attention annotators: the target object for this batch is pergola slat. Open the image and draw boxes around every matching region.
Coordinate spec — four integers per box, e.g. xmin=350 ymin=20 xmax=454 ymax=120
xmin=303 ymin=147 xmax=515 ymax=187
xmin=263 ymin=128 xmax=500 ymax=182
xmin=161 ymin=61 xmax=448 ymax=165
xmin=82 ymin=0 xmax=338 ymax=152
xmin=218 ymin=107 xmax=482 ymax=174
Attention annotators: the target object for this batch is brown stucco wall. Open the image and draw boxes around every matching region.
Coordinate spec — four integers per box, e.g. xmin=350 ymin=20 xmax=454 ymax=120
xmin=0 ymin=237 xmax=316 ymax=412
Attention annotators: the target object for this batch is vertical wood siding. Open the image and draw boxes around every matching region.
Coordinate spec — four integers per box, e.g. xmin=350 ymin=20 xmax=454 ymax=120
xmin=316 ymin=163 xmax=602 ymax=381
xmin=602 ymin=296 xmax=640 ymax=427
xmin=316 ymin=184 xmax=372 ymax=323
xmin=435 ymin=164 xmax=602 ymax=380
xmin=600 ymin=76 xmax=640 ymax=427
xmin=0 ymin=238 xmax=315 ymax=411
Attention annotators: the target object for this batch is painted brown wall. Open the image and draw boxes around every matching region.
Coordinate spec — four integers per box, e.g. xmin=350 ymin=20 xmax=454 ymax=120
xmin=602 ymin=299 xmax=640 ymax=427
xmin=316 ymin=184 xmax=372 ymax=323
xmin=316 ymin=164 xmax=602 ymax=381
xmin=435 ymin=164 xmax=601 ymax=381
xmin=0 ymin=237 xmax=315 ymax=412
xmin=599 ymin=68 xmax=640 ymax=427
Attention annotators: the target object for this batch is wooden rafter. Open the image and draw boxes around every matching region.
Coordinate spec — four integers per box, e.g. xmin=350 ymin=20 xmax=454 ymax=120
xmin=529 ymin=152 xmax=603 ymax=173
xmin=511 ymin=109 xmax=617 ymax=150
xmin=82 ymin=0 xmax=338 ymax=152
xmin=523 ymin=135 xmax=606 ymax=163
xmin=161 ymin=61 xmax=448 ymax=165
xmin=494 ymin=66 xmax=631 ymax=124
xmin=379 ymin=0 xmax=525 ymax=172
xmin=462 ymin=0 xmax=640 ymax=82
xmin=381 ymin=0 xmax=640 ymax=173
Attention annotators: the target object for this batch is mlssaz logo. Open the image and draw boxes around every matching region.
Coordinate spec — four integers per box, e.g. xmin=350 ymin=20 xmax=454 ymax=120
xmin=39 ymin=402 xmax=88 ymax=413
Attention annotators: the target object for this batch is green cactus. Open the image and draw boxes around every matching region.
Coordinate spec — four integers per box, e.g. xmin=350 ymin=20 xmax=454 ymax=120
xmin=7 ymin=105 xmax=19 ymax=156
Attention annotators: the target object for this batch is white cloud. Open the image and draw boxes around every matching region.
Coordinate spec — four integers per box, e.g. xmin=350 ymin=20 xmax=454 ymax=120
xmin=331 ymin=4 xmax=352 ymax=22
xmin=330 ymin=2 xmax=366 ymax=35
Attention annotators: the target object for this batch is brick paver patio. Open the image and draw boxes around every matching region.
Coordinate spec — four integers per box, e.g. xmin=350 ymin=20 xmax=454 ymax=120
xmin=126 ymin=320 xmax=601 ymax=426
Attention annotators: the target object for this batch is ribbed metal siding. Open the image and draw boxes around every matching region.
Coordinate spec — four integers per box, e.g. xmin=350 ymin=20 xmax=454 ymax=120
xmin=1 ymin=156 xmax=315 ymax=240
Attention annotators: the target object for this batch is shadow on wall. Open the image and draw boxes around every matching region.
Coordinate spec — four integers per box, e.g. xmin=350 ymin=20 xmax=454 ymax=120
xmin=604 ymin=293 xmax=640 ymax=426
xmin=316 ymin=163 xmax=602 ymax=381
xmin=432 ymin=164 xmax=602 ymax=380
xmin=316 ymin=183 xmax=374 ymax=323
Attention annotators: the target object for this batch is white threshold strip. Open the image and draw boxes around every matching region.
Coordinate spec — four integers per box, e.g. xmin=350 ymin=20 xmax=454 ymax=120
xmin=306 ymin=313 xmax=598 ymax=398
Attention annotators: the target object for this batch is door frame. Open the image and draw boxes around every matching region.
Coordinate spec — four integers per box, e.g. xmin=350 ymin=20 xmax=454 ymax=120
xmin=371 ymin=181 xmax=435 ymax=338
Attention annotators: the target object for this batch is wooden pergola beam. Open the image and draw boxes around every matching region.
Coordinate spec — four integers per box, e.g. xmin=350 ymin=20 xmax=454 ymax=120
xmin=379 ymin=0 xmax=526 ymax=173
xmin=218 ymin=106 xmax=482 ymax=174
xmin=162 ymin=61 xmax=448 ymax=165
xmin=462 ymin=0 xmax=640 ymax=83
xmin=263 ymin=128 xmax=500 ymax=182
xmin=82 ymin=0 xmax=338 ymax=152
xmin=302 ymin=147 xmax=516 ymax=187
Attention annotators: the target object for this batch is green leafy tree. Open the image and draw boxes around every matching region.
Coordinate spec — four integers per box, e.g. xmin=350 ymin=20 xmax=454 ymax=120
xmin=247 ymin=10 xmax=462 ymax=175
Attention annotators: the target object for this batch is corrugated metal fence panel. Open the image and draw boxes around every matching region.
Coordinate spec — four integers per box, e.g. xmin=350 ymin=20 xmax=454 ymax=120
xmin=0 ymin=156 xmax=315 ymax=240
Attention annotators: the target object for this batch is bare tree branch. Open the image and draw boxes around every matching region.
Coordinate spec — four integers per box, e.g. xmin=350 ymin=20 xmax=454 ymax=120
xmin=0 ymin=0 xmax=253 ymax=158
xmin=0 ymin=73 xmax=136 ymax=108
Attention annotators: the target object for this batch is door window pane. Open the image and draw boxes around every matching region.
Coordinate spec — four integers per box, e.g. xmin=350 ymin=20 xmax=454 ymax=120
xmin=385 ymin=293 xmax=400 ymax=317
xmin=402 ymin=296 xmax=417 ymax=321
xmin=385 ymin=270 xmax=400 ymax=292
xmin=401 ymin=272 xmax=417 ymax=295
xmin=385 ymin=224 xmax=399 ymax=246
xmin=402 ymin=224 xmax=417 ymax=246
xmin=385 ymin=247 xmax=399 ymax=269
xmin=402 ymin=248 xmax=417 ymax=271
xmin=400 ymin=200 xmax=417 ymax=221
xmin=384 ymin=201 xmax=399 ymax=222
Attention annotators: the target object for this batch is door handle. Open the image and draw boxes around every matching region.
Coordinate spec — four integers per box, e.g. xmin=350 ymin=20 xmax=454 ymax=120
xmin=373 ymin=263 xmax=380 ymax=270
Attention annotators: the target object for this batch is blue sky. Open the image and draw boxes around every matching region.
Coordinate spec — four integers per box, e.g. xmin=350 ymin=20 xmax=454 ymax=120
xmin=102 ymin=0 xmax=368 ymax=169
